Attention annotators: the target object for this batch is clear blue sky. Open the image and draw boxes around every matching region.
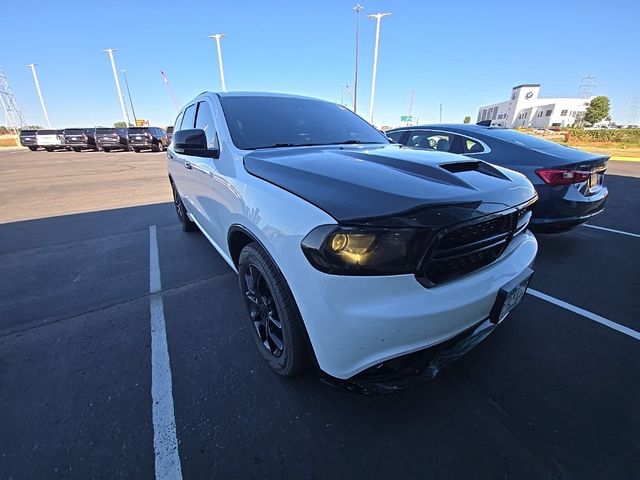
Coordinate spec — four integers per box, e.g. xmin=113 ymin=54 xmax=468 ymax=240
xmin=3 ymin=0 xmax=638 ymax=128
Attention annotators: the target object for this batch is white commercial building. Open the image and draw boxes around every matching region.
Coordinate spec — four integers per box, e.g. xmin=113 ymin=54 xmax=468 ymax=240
xmin=477 ymin=84 xmax=592 ymax=129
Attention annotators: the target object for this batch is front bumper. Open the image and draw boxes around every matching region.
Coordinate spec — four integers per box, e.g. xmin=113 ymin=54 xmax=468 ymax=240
xmin=289 ymin=230 xmax=538 ymax=380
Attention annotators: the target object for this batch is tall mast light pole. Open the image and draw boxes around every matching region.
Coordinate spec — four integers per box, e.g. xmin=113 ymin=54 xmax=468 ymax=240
xmin=353 ymin=4 xmax=364 ymax=113
xmin=121 ymin=69 xmax=137 ymax=124
xmin=103 ymin=48 xmax=130 ymax=125
xmin=26 ymin=64 xmax=51 ymax=128
xmin=208 ymin=34 xmax=227 ymax=92
xmin=367 ymin=12 xmax=391 ymax=125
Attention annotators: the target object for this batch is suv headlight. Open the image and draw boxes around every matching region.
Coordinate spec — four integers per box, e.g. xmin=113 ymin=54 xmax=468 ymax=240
xmin=301 ymin=225 xmax=432 ymax=275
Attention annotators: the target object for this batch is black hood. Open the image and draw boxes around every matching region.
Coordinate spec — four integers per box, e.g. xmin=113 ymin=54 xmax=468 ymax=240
xmin=244 ymin=144 xmax=537 ymax=227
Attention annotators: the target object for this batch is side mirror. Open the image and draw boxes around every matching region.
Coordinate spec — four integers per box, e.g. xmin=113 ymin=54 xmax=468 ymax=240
xmin=173 ymin=129 xmax=219 ymax=158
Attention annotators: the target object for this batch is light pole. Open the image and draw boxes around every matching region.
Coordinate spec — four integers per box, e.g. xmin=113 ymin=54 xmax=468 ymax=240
xmin=353 ymin=4 xmax=364 ymax=113
xmin=26 ymin=64 xmax=51 ymax=128
xmin=121 ymin=69 xmax=137 ymax=124
xmin=103 ymin=48 xmax=130 ymax=125
xmin=208 ymin=34 xmax=227 ymax=92
xmin=367 ymin=12 xmax=391 ymax=125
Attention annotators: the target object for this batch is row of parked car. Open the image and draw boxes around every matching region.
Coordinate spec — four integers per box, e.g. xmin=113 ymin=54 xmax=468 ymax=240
xmin=19 ymin=126 xmax=174 ymax=153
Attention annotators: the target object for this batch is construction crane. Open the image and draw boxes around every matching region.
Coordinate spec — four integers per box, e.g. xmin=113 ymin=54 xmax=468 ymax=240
xmin=160 ymin=70 xmax=180 ymax=112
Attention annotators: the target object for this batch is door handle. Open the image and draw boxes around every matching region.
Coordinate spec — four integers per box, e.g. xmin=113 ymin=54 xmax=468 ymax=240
xmin=184 ymin=161 xmax=192 ymax=169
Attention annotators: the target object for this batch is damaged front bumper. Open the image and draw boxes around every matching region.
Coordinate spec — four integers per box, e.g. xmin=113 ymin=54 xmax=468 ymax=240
xmin=324 ymin=317 xmax=499 ymax=395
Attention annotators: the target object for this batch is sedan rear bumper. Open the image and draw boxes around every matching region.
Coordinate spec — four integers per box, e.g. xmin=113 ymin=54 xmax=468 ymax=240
xmin=532 ymin=182 xmax=608 ymax=229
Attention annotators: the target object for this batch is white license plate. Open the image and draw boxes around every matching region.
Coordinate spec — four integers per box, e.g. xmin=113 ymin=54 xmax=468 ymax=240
xmin=490 ymin=269 xmax=532 ymax=323
xmin=136 ymin=136 xmax=142 ymax=140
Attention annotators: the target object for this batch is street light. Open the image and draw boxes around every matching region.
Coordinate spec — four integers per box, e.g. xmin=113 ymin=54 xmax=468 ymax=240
xmin=103 ymin=48 xmax=130 ymax=125
xmin=353 ymin=4 xmax=364 ymax=113
xmin=26 ymin=64 xmax=51 ymax=128
xmin=121 ymin=69 xmax=138 ymax=124
xmin=208 ymin=34 xmax=227 ymax=92
xmin=367 ymin=12 xmax=391 ymax=125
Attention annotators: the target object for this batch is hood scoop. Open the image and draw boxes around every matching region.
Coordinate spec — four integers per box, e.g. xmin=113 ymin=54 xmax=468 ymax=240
xmin=440 ymin=160 xmax=509 ymax=180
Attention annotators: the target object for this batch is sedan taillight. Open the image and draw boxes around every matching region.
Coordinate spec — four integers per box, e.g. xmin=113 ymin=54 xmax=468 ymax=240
xmin=535 ymin=168 xmax=592 ymax=185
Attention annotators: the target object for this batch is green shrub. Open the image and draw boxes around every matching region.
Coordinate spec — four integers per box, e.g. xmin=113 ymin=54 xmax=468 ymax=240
xmin=564 ymin=128 xmax=640 ymax=145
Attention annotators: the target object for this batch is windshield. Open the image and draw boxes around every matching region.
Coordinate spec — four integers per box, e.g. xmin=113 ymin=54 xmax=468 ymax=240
xmin=96 ymin=128 xmax=117 ymax=134
xmin=38 ymin=130 xmax=57 ymax=135
xmin=128 ymin=127 xmax=148 ymax=132
xmin=219 ymin=96 xmax=389 ymax=150
xmin=65 ymin=129 xmax=85 ymax=134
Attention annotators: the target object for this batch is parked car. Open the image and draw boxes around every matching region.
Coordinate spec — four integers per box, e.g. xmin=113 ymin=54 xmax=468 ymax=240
xmin=168 ymin=92 xmax=538 ymax=391
xmin=19 ymin=129 xmax=38 ymax=151
xmin=64 ymin=128 xmax=98 ymax=152
xmin=36 ymin=129 xmax=66 ymax=152
xmin=386 ymin=124 xmax=608 ymax=232
xmin=95 ymin=127 xmax=129 ymax=152
xmin=127 ymin=127 xmax=167 ymax=152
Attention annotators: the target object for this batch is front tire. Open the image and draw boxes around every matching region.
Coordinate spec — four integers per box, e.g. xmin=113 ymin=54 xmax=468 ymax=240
xmin=171 ymin=182 xmax=197 ymax=232
xmin=238 ymin=243 xmax=310 ymax=377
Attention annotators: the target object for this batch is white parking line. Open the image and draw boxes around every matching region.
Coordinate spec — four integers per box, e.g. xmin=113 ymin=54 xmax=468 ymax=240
xmin=583 ymin=224 xmax=640 ymax=238
xmin=149 ymin=225 xmax=183 ymax=480
xmin=527 ymin=288 xmax=640 ymax=341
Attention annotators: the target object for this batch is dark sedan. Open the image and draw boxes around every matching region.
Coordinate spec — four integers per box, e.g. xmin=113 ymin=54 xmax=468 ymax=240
xmin=386 ymin=125 xmax=608 ymax=232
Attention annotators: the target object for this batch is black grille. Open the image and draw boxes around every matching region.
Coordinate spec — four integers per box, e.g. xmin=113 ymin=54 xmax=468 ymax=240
xmin=420 ymin=211 xmax=522 ymax=285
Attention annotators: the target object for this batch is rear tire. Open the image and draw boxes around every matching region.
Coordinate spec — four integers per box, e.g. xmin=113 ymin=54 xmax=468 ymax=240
xmin=134 ymin=148 xmax=140 ymax=153
xmin=45 ymin=147 xmax=53 ymax=152
xmin=171 ymin=182 xmax=197 ymax=232
xmin=103 ymin=148 xmax=110 ymax=153
xmin=238 ymin=243 xmax=311 ymax=377
xmin=28 ymin=147 xmax=37 ymax=151
xmin=73 ymin=148 xmax=81 ymax=152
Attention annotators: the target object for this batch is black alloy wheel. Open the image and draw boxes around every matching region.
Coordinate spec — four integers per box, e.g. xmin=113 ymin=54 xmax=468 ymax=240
xmin=171 ymin=182 xmax=196 ymax=232
xmin=244 ymin=264 xmax=284 ymax=357
xmin=238 ymin=243 xmax=311 ymax=376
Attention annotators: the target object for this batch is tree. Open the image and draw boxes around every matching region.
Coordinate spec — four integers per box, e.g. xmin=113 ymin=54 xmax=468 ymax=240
xmin=584 ymin=96 xmax=610 ymax=124
xmin=113 ymin=121 xmax=128 ymax=127
xmin=463 ymin=116 xmax=471 ymax=124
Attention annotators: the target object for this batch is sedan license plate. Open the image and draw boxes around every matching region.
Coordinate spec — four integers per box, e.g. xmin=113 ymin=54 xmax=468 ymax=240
xmin=136 ymin=136 xmax=142 ymax=140
xmin=490 ymin=268 xmax=533 ymax=323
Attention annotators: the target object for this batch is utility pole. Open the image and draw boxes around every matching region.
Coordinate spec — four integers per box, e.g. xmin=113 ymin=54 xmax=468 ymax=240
xmin=26 ymin=64 xmax=51 ymax=128
xmin=407 ymin=89 xmax=414 ymax=125
xmin=353 ymin=4 xmax=364 ymax=113
xmin=103 ymin=48 xmax=130 ymax=125
xmin=208 ymin=34 xmax=227 ymax=92
xmin=628 ymin=96 xmax=640 ymax=126
xmin=0 ymin=68 xmax=28 ymax=145
xmin=578 ymin=74 xmax=597 ymax=99
xmin=160 ymin=70 xmax=180 ymax=111
xmin=121 ymin=69 xmax=137 ymax=124
xmin=367 ymin=12 xmax=391 ymax=125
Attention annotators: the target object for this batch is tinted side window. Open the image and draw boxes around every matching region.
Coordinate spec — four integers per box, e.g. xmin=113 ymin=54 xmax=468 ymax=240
xmin=174 ymin=112 xmax=184 ymax=131
xmin=386 ymin=131 xmax=404 ymax=143
xmin=181 ymin=104 xmax=197 ymax=130
xmin=406 ymin=131 xmax=453 ymax=152
xmin=463 ymin=137 xmax=484 ymax=154
xmin=195 ymin=101 xmax=218 ymax=148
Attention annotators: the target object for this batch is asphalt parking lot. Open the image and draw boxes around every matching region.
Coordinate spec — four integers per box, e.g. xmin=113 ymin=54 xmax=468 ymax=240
xmin=0 ymin=148 xmax=638 ymax=479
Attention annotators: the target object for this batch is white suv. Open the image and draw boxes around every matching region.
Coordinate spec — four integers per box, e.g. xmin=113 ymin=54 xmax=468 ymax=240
xmin=167 ymin=92 xmax=538 ymax=390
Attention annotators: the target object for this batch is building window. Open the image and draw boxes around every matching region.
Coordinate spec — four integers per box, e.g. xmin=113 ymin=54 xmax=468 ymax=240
xmin=545 ymin=110 xmax=552 ymax=117
xmin=561 ymin=110 xmax=568 ymax=116
xmin=572 ymin=111 xmax=577 ymax=118
xmin=538 ymin=111 xmax=543 ymax=117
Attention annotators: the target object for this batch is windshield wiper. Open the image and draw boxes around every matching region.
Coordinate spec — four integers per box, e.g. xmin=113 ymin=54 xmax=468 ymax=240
xmin=255 ymin=142 xmax=324 ymax=149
